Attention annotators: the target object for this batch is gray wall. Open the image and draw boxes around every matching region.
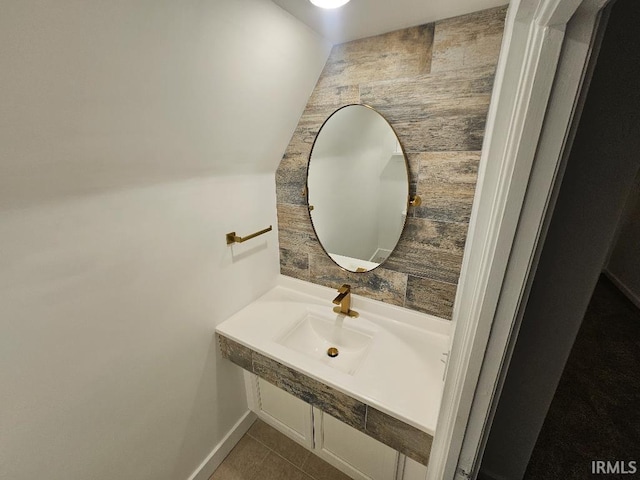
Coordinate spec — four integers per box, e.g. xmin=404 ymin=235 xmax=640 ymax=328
xmin=605 ymin=172 xmax=640 ymax=308
xmin=480 ymin=0 xmax=640 ymax=478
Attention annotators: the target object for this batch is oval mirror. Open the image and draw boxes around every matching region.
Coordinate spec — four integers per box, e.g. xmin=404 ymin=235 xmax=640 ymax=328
xmin=307 ymin=104 xmax=409 ymax=273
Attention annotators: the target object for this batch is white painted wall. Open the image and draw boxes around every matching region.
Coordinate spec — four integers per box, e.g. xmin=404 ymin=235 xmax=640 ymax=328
xmin=605 ymin=172 xmax=640 ymax=308
xmin=309 ymin=107 xmax=384 ymax=260
xmin=0 ymin=176 xmax=279 ymax=480
xmin=272 ymin=0 xmax=509 ymax=43
xmin=0 ymin=1 xmax=330 ymax=479
xmin=377 ymin=152 xmax=409 ymax=256
xmin=0 ymin=0 xmax=330 ymax=210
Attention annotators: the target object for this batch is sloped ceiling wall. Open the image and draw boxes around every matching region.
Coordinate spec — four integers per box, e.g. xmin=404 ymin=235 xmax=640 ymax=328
xmin=272 ymin=0 xmax=508 ymax=43
xmin=0 ymin=0 xmax=330 ymax=210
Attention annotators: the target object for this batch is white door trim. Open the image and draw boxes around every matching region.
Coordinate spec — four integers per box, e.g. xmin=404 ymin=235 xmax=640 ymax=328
xmin=458 ymin=1 xmax=612 ymax=477
xmin=426 ymin=0 xmax=604 ymax=478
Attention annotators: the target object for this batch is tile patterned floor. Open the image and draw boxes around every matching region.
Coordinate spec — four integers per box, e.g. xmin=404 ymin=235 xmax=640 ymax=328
xmin=210 ymin=419 xmax=352 ymax=480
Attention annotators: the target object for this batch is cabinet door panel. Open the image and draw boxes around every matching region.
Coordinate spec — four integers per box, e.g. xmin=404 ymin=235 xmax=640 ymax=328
xmin=245 ymin=372 xmax=313 ymax=449
xmin=402 ymin=456 xmax=428 ymax=480
xmin=314 ymin=408 xmax=398 ymax=480
xmin=258 ymin=377 xmax=312 ymax=440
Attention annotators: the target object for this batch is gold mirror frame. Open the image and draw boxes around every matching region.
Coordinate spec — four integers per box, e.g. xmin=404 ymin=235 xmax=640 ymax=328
xmin=305 ymin=104 xmax=413 ymax=273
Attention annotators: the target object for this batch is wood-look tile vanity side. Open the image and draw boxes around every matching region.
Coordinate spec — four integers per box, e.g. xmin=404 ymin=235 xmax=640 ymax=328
xmin=218 ymin=334 xmax=432 ymax=467
xmin=275 ymin=6 xmax=507 ymax=319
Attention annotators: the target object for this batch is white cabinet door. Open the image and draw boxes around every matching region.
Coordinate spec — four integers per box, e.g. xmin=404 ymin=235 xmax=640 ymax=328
xmin=245 ymin=372 xmax=314 ymax=449
xmin=313 ymin=408 xmax=398 ymax=480
xmin=246 ymin=372 xmax=403 ymax=480
xmin=400 ymin=456 xmax=428 ymax=480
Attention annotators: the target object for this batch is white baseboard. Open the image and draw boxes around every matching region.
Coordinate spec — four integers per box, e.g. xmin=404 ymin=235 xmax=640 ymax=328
xmin=187 ymin=410 xmax=257 ymax=480
xmin=603 ymin=269 xmax=640 ymax=310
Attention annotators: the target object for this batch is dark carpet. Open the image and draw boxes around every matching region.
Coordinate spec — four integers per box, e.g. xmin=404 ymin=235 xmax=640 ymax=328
xmin=524 ymin=276 xmax=640 ymax=479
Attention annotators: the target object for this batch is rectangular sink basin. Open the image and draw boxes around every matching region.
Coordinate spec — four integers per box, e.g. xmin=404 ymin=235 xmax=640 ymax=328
xmin=277 ymin=312 xmax=373 ymax=375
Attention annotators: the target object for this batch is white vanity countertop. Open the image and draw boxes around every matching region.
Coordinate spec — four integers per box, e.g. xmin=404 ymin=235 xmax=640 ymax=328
xmin=216 ymin=275 xmax=451 ymax=436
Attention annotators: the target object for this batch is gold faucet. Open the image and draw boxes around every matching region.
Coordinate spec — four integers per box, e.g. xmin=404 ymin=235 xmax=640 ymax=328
xmin=332 ymin=284 xmax=359 ymax=318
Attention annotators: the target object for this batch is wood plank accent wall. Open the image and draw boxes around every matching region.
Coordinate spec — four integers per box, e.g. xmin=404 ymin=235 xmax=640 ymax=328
xmin=275 ymin=6 xmax=507 ymax=320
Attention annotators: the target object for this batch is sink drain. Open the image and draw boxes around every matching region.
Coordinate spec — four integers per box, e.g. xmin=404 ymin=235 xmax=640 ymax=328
xmin=327 ymin=347 xmax=339 ymax=358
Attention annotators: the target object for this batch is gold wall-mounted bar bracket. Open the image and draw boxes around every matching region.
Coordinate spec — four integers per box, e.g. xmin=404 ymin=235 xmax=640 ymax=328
xmin=409 ymin=195 xmax=422 ymax=207
xmin=226 ymin=225 xmax=273 ymax=245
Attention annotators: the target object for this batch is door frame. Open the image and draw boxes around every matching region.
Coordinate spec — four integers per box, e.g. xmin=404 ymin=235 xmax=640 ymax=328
xmin=429 ymin=0 xmax=612 ymax=478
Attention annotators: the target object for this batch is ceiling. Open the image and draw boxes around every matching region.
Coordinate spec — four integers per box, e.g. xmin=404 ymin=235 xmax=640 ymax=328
xmin=271 ymin=0 xmax=509 ymax=44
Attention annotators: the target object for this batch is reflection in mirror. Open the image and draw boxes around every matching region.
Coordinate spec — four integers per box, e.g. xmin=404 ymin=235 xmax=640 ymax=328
xmin=307 ymin=104 xmax=409 ymax=272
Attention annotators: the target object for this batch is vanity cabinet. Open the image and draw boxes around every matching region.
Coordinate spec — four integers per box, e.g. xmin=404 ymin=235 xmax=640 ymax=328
xmin=313 ymin=408 xmax=398 ymax=480
xmin=245 ymin=372 xmax=427 ymax=480
xmin=246 ymin=373 xmax=314 ymax=450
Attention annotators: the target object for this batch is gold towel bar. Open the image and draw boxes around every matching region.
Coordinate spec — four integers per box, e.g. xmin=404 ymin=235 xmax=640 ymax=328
xmin=226 ymin=225 xmax=273 ymax=245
